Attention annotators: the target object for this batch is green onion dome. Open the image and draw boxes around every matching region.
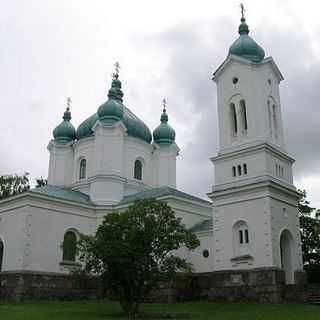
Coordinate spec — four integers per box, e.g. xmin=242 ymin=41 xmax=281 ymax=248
xmin=53 ymin=107 xmax=76 ymax=144
xmin=97 ymin=75 xmax=124 ymax=124
xmin=76 ymin=113 xmax=99 ymax=139
xmin=77 ymin=75 xmax=152 ymax=144
xmin=153 ymin=107 xmax=175 ymax=145
xmin=229 ymin=17 xmax=265 ymax=63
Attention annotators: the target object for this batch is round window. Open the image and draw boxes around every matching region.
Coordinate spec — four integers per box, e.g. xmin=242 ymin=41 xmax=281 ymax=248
xmin=202 ymin=249 xmax=209 ymax=258
xmin=232 ymin=77 xmax=239 ymax=84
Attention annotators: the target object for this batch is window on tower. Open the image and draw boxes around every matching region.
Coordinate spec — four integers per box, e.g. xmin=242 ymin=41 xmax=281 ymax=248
xmin=237 ymin=165 xmax=242 ymax=176
xmin=79 ymin=159 xmax=86 ymax=180
xmin=243 ymin=163 xmax=247 ymax=175
xmin=272 ymin=104 xmax=278 ymax=142
xmin=230 ymin=103 xmax=237 ymax=135
xmin=232 ymin=166 xmax=236 ymax=177
xmin=240 ymin=100 xmax=248 ymax=131
xmin=233 ymin=221 xmax=250 ymax=257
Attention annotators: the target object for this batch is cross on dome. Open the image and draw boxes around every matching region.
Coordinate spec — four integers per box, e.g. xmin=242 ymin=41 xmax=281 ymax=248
xmin=66 ymin=97 xmax=72 ymax=111
xmin=112 ymin=61 xmax=121 ymax=79
xmin=240 ymin=3 xmax=245 ymax=20
xmin=162 ymin=98 xmax=167 ymax=112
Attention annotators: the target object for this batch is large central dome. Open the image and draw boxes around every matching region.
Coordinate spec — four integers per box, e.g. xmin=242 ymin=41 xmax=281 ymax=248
xmin=76 ymin=108 xmax=152 ymax=143
xmin=76 ymin=76 xmax=152 ymax=144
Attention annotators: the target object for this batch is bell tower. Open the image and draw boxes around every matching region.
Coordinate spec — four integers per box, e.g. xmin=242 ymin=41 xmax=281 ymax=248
xmin=208 ymin=12 xmax=303 ymax=284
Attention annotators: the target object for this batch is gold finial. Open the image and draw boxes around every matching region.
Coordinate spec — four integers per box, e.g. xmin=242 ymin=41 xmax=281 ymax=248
xmin=240 ymin=3 xmax=245 ymax=20
xmin=112 ymin=61 xmax=121 ymax=79
xmin=66 ymin=97 xmax=72 ymax=111
xmin=162 ymin=98 xmax=167 ymax=112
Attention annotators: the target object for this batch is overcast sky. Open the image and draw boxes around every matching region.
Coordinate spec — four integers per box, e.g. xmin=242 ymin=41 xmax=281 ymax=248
xmin=1 ymin=0 xmax=320 ymax=207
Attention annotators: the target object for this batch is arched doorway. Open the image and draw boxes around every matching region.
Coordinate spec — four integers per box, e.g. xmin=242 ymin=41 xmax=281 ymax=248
xmin=280 ymin=230 xmax=294 ymax=284
xmin=0 ymin=239 xmax=3 ymax=272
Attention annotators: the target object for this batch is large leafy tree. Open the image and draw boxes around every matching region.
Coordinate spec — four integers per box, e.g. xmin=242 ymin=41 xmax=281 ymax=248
xmin=0 ymin=173 xmax=30 ymax=199
xmin=77 ymin=199 xmax=200 ymax=318
xmin=298 ymin=190 xmax=320 ymax=281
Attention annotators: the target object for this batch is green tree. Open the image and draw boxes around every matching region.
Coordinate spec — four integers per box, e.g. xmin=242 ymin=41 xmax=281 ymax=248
xmin=77 ymin=199 xmax=200 ymax=318
xmin=298 ymin=190 xmax=320 ymax=280
xmin=0 ymin=173 xmax=30 ymax=199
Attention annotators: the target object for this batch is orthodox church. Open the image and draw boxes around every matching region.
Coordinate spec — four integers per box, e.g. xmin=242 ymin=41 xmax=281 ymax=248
xmin=0 ymin=13 xmax=303 ymax=288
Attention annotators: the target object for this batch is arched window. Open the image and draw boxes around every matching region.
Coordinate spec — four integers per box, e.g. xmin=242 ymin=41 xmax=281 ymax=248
xmin=134 ymin=160 xmax=142 ymax=180
xmin=0 ymin=239 xmax=3 ymax=272
xmin=230 ymin=103 xmax=237 ymax=135
xmin=62 ymin=231 xmax=77 ymax=262
xmin=79 ymin=159 xmax=86 ymax=180
xmin=233 ymin=221 xmax=250 ymax=257
xmin=243 ymin=163 xmax=247 ymax=175
xmin=237 ymin=165 xmax=242 ymax=176
xmin=272 ymin=104 xmax=278 ymax=142
xmin=240 ymin=100 xmax=248 ymax=131
xmin=268 ymin=100 xmax=272 ymax=138
xmin=232 ymin=166 xmax=236 ymax=177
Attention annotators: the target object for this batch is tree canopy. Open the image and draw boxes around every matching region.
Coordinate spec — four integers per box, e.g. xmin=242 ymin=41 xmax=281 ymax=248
xmin=299 ymin=190 xmax=320 ymax=276
xmin=77 ymin=199 xmax=200 ymax=318
xmin=0 ymin=173 xmax=30 ymax=199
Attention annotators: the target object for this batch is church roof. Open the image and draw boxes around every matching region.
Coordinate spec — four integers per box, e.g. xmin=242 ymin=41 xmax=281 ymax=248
xmin=190 ymin=218 xmax=213 ymax=233
xmin=119 ymin=186 xmax=211 ymax=206
xmin=30 ymin=185 xmax=92 ymax=205
xmin=27 ymin=185 xmax=211 ymax=207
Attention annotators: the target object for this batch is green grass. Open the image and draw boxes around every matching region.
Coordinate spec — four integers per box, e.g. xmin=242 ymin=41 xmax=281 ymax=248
xmin=0 ymin=300 xmax=319 ymax=319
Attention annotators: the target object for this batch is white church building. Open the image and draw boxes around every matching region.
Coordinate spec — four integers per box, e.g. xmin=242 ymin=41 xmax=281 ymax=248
xmin=0 ymin=14 xmax=304 ymax=291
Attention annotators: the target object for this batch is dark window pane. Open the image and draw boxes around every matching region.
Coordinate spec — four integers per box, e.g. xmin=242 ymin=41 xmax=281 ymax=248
xmin=245 ymin=229 xmax=249 ymax=243
xmin=232 ymin=166 xmax=236 ymax=177
xmin=239 ymin=230 xmax=243 ymax=244
xmin=134 ymin=160 xmax=142 ymax=180
xmin=0 ymin=240 xmax=3 ymax=272
xmin=79 ymin=159 xmax=86 ymax=179
xmin=63 ymin=231 xmax=77 ymax=262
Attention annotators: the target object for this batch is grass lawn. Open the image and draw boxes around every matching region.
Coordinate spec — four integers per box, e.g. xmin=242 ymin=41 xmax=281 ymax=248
xmin=0 ymin=300 xmax=319 ymax=320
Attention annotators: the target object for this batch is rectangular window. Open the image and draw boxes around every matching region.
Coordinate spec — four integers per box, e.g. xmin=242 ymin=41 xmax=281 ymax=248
xmin=239 ymin=230 xmax=243 ymax=244
xmin=245 ymin=229 xmax=249 ymax=243
xmin=238 ymin=165 xmax=242 ymax=176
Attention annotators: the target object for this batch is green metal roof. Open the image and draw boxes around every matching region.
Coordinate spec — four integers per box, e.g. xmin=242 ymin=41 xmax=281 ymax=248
xmin=77 ymin=75 xmax=152 ymax=144
xmin=119 ymin=186 xmax=211 ymax=206
xmin=153 ymin=108 xmax=175 ymax=146
xmin=29 ymin=185 xmax=92 ymax=205
xmin=53 ymin=108 xmax=76 ymax=144
xmin=229 ymin=17 xmax=265 ymax=63
xmin=190 ymin=219 xmax=213 ymax=233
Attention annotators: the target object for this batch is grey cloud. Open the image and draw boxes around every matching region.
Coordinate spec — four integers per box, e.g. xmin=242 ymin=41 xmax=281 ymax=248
xmin=131 ymin=19 xmax=320 ymax=198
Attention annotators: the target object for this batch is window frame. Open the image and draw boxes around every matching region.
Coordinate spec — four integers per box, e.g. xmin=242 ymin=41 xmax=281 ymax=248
xmin=79 ymin=158 xmax=87 ymax=180
xmin=134 ymin=159 xmax=143 ymax=181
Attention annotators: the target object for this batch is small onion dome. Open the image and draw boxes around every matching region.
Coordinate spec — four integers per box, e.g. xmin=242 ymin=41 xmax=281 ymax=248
xmin=153 ymin=108 xmax=175 ymax=145
xmin=76 ymin=113 xmax=99 ymax=139
xmin=53 ymin=107 xmax=76 ymax=144
xmin=97 ymin=75 xmax=124 ymax=124
xmin=229 ymin=17 xmax=265 ymax=63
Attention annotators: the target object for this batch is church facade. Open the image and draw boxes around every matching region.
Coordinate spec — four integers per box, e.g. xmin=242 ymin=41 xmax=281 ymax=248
xmin=0 ymin=14 xmax=304 ymax=292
